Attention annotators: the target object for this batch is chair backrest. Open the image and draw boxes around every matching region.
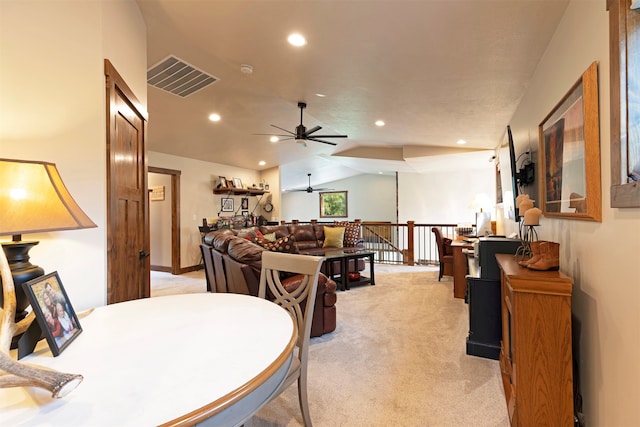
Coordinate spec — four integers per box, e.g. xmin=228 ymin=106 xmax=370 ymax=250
xmin=431 ymin=227 xmax=444 ymax=257
xmin=259 ymin=251 xmax=324 ymax=348
xmin=200 ymin=244 xmax=216 ymax=292
xmin=210 ymin=249 xmax=228 ymax=293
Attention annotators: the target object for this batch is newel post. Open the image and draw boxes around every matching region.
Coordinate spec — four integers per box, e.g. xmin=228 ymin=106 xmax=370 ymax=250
xmin=406 ymin=221 xmax=415 ymax=266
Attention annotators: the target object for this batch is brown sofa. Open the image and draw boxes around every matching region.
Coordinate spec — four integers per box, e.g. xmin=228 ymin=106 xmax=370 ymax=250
xmin=202 ymin=228 xmax=338 ymax=337
xmin=258 ymin=222 xmax=366 ymax=275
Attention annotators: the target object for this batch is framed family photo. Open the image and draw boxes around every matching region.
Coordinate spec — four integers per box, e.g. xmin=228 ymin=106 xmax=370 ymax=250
xmin=22 ymin=272 xmax=82 ymax=357
xmin=538 ymin=61 xmax=601 ymax=221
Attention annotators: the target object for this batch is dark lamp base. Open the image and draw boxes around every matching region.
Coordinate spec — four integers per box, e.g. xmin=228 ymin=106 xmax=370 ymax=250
xmin=1 ymin=240 xmax=45 ymax=324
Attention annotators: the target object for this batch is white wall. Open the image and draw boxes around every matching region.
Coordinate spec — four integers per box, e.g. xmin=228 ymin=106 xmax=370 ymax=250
xmin=148 ymin=173 xmax=172 ymax=267
xmin=398 ymin=167 xmax=496 ymax=225
xmin=0 ymin=0 xmax=146 ymax=311
xmin=505 ymin=1 xmax=640 ymax=424
xmin=281 ymin=173 xmax=397 ymax=222
xmin=148 ymin=151 xmax=262 ymax=268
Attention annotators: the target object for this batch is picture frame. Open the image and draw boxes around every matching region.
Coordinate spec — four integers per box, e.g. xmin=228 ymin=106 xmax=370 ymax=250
xmin=150 ymin=185 xmax=165 ymax=201
xmin=218 ymin=176 xmax=228 ymax=188
xmin=319 ymin=191 xmax=348 ymax=218
xmin=608 ymin=0 xmax=640 ymax=207
xmin=22 ymin=271 xmax=82 ymax=357
xmin=265 ymin=184 xmax=270 ymax=191
xmin=241 ymin=197 xmax=249 ymax=210
xmin=221 ymin=197 xmax=234 ymax=212
xmin=538 ymin=61 xmax=601 ymax=221
xmin=242 ymin=210 xmax=249 ymax=217
xmin=233 ymin=177 xmax=243 ymax=189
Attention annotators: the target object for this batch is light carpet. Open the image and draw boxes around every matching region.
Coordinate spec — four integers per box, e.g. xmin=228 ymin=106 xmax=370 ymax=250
xmin=151 ymin=269 xmax=509 ymax=427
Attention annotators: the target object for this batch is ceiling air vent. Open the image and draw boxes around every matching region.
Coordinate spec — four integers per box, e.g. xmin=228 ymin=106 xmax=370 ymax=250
xmin=147 ymin=55 xmax=219 ymax=97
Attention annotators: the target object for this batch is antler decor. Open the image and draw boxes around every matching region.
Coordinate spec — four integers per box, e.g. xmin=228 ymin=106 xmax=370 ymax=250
xmin=0 ymin=247 xmax=82 ymax=398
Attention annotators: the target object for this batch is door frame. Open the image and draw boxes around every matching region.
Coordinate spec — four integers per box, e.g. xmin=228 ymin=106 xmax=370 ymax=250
xmin=149 ymin=166 xmax=181 ymax=275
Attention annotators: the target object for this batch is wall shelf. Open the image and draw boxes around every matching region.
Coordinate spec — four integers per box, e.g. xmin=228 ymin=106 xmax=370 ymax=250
xmin=213 ymin=188 xmax=268 ymax=196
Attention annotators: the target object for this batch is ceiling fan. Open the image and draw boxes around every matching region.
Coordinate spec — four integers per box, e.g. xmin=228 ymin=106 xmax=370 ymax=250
xmin=256 ymin=102 xmax=348 ymax=146
xmin=288 ymin=173 xmax=333 ymax=193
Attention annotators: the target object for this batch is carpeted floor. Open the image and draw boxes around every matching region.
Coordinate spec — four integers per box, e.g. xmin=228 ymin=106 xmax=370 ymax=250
xmin=151 ymin=268 xmax=509 ymax=427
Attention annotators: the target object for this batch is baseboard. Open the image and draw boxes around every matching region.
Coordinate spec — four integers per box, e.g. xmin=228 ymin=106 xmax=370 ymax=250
xmin=151 ymin=265 xmax=203 ymax=274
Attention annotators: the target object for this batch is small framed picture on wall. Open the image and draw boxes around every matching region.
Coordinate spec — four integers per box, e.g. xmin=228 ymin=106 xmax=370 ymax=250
xmin=221 ymin=198 xmax=234 ymax=212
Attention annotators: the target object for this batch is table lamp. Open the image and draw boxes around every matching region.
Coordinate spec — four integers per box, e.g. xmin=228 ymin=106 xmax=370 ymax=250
xmin=0 ymin=158 xmax=97 ymax=325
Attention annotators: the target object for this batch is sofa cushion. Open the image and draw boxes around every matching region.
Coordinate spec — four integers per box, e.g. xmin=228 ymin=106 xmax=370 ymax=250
xmin=259 ymin=225 xmax=290 ymax=239
xmin=254 ymin=234 xmax=298 ymax=253
xmin=228 ymin=237 xmax=266 ymax=265
xmin=323 ymin=226 xmax=345 ymax=248
xmin=289 ymin=224 xmax=318 ymax=249
xmin=212 ymin=230 xmax=237 ymax=253
xmin=335 ymin=221 xmax=362 ymax=247
xmin=263 ymin=232 xmax=276 ymax=242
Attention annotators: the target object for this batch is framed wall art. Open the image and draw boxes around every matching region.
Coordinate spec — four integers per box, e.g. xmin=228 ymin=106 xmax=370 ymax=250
xmin=608 ymin=0 xmax=640 ymax=207
xmin=538 ymin=61 xmax=602 ymax=221
xmin=221 ymin=198 xmax=234 ymax=212
xmin=22 ymin=272 xmax=82 ymax=357
xmin=319 ymin=191 xmax=348 ymax=218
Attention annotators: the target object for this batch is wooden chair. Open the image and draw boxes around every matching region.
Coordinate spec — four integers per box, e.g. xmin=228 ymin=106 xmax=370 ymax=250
xmin=431 ymin=227 xmax=453 ymax=281
xmin=258 ymin=251 xmax=325 ymax=427
xmin=200 ymin=244 xmax=216 ymax=292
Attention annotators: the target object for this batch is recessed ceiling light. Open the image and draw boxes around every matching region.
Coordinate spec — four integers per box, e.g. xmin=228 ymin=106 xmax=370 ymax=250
xmin=208 ymin=113 xmax=221 ymax=122
xmin=258 ymin=160 xmax=266 ymax=166
xmin=270 ymin=136 xmax=279 ymax=143
xmin=456 ymin=139 xmax=467 ymax=145
xmin=288 ymin=33 xmax=307 ymax=47
xmin=375 ymin=120 xmax=385 ymax=127
xmin=315 ymin=93 xmax=326 ymax=97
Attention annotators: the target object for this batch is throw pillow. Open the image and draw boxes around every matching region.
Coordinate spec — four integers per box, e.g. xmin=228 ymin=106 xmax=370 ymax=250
xmin=334 ymin=221 xmax=361 ymax=247
xmin=254 ymin=234 xmax=298 ymax=253
xmin=263 ymin=232 xmax=276 ymax=242
xmin=323 ymin=226 xmax=345 ymax=248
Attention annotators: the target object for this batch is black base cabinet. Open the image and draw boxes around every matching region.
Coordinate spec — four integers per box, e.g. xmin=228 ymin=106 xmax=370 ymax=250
xmin=466 ymin=277 xmax=502 ymax=360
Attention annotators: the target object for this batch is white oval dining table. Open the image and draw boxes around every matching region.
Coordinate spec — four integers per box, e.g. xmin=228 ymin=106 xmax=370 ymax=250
xmin=0 ymin=293 xmax=296 ymax=427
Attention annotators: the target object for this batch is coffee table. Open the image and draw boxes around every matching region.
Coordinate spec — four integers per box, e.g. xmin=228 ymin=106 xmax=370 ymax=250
xmin=321 ymin=249 xmax=376 ymax=291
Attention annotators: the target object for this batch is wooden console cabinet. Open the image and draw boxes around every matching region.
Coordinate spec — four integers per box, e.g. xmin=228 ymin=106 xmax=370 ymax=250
xmin=495 ymin=254 xmax=573 ymax=426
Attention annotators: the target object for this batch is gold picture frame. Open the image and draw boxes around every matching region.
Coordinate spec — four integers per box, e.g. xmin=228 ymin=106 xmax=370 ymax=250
xmin=538 ymin=61 xmax=602 ymax=221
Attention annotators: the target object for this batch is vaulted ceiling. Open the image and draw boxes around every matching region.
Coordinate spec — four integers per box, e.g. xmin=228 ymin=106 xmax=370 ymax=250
xmin=137 ymin=0 xmax=569 ymax=190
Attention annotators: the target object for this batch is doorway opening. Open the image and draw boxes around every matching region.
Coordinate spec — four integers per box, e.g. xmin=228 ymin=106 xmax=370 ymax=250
xmin=149 ymin=166 xmax=181 ymax=275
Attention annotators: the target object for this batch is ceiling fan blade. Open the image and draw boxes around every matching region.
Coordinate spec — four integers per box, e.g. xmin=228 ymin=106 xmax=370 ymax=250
xmin=308 ymin=137 xmax=337 ymax=146
xmin=311 ymin=134 xmax=348 ymax=138
xmin=270 ymin=124 xmax=295 ymax=135
xmin=253 ymin=133 xmax=291 ymax=137
xmin=304 ymin=125 xmax=322 ymax=136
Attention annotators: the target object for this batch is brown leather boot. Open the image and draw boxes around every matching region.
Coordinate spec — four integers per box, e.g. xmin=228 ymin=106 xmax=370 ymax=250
xmin=528 ymin=241 xmax=559 ymax=271
xmin=518 ymin=240 xmax=543 ymax=267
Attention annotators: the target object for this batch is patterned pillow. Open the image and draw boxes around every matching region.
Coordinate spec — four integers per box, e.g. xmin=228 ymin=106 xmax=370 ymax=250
xmin=334 ymin=221 xmax=362 ymax=247
xmin=262 ymin=232 xmax=276 ymax=242
xmin=253 ymin=234 xmax=298 ymax=253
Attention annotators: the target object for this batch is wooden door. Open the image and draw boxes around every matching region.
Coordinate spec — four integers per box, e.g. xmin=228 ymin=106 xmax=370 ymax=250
xmin=105 ymin=60 xmax=149 ymax=304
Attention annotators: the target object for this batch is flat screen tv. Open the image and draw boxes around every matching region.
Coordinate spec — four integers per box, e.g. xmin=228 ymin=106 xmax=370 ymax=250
xmin=507 ymin=125 xmax=519 ymax=221
xmin=497 ymin=125 xmax=521 ymax=222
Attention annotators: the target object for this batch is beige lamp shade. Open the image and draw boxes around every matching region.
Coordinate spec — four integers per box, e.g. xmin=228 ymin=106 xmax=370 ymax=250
xmin=0 ymin=158 xmax=97 ymax=236
xmin=523 ymin=207 xmax=543 ymax=226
